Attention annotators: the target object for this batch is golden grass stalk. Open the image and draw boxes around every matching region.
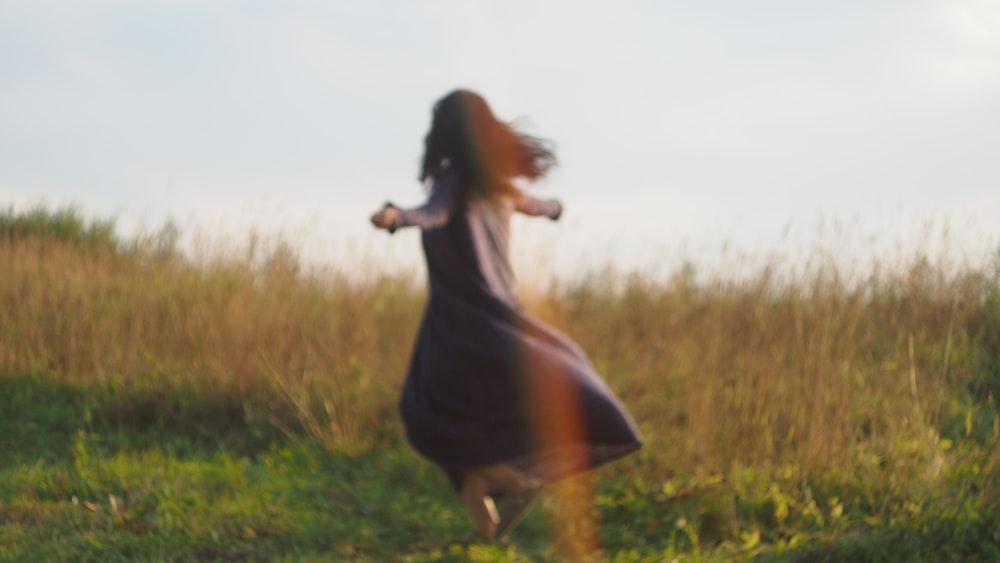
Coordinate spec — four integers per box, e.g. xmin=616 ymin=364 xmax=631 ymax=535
xmin=2 ymin=207 xmax=999 ymax=487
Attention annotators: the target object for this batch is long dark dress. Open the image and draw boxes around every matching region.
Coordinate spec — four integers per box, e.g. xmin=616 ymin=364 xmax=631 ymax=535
xmin=395 ymin=171 xmax=642 ymax=490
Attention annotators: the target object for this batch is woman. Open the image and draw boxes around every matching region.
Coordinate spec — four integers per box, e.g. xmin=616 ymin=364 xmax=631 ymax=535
xmin=371 ymin=89 xmax=642 ymax=540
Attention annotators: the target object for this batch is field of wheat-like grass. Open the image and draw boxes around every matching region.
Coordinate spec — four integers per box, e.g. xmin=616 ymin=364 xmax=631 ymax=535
xmin=2 ymin=206 xmax=999 ymax=560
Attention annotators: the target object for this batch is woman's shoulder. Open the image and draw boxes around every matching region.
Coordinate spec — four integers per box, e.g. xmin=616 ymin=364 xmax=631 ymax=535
xmin=433 ymin=167 xmax=461 ymax=186
xmin=426 ymin=169 xmax=460 ymax=203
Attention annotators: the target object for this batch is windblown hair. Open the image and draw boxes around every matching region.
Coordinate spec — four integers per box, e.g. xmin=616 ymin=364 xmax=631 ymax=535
xmin=419 ymin=89 xmax=557 ymax=199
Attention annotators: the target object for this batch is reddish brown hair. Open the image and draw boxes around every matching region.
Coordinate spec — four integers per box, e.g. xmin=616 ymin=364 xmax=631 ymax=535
xmin=419 ymin=89 xmax=556 ymax=198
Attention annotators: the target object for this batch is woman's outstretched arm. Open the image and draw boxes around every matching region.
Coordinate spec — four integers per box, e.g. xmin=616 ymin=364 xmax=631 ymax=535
xmin=515 ymin=191 xmax=562 ymax=221
xmin=370 ymin=174 xmax=458 ymax=232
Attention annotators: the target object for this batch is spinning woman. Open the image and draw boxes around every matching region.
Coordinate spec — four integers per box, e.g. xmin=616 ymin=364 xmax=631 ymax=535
xmin=371 ymin=89 xmax=642 ymax=540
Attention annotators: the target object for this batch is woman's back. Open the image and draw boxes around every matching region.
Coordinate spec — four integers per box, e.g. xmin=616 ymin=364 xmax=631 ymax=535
xmin=424 ymin=176 xmax=520 ymax=309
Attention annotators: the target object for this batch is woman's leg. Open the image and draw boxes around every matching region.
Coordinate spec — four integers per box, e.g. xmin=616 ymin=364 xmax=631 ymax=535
xmin=461 ymin=464 xmax=541 ymax=539
xmin=460 ymin=471 xmax=499 ymax=539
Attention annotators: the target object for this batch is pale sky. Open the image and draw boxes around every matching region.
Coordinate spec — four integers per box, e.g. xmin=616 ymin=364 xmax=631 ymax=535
xmin=2 ymin=1 xmax=998 ymax=281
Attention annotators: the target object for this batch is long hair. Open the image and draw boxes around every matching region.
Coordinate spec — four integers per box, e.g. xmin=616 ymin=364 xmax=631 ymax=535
xmin=419 ymin=89 xmax=556 ymax=199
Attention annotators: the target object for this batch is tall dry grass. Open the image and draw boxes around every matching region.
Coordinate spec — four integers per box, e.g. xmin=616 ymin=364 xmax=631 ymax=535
xmin=2 ymin=207 xmax=999 ymax=487
xmin=0 ymin=208 xmax=424 ymax=452
xmin=557 ymin=260 xmax=996 ymax=456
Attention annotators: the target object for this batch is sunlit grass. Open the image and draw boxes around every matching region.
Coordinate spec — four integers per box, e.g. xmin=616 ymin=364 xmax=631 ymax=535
xmin=2 ymin=205 xmax=999 ymax=560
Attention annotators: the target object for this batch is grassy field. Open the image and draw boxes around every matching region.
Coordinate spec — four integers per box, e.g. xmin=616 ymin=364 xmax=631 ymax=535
xmin=2 ymin=206 xmax=999 ymax=561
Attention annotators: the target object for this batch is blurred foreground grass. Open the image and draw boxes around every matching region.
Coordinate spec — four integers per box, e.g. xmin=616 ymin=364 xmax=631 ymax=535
xmin=1 ymin=205 xmax=999 ymax=561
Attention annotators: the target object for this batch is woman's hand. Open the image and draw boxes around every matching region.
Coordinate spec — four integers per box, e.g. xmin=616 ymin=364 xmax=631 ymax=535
xmin=370 ymin=205 xmax=400 ymax=231
xmin=550 ymin=200 xmax=563 ymax=221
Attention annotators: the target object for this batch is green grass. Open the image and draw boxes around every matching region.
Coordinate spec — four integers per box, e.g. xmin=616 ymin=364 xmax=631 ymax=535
xmin=0 ymin=374 xmax=464 ymax=561
xmin=2 ymin=374 xmax=998 ymax=561
xmin=0 ymin=205 xmax=118 ymax=249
